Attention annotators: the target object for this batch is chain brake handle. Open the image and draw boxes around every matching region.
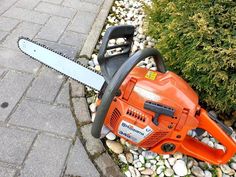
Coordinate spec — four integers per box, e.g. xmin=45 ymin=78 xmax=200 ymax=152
xmin=179 ymin=109 xmax=236 ymax=164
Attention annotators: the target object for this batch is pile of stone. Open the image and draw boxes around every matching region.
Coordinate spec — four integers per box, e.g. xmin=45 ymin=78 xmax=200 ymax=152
xmin=86 ymin=0 xmax=236 ymax=176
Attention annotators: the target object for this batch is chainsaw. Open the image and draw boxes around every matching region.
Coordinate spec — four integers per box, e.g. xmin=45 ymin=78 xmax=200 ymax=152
xmin=18 ymin=25 xmax=236 ymax=165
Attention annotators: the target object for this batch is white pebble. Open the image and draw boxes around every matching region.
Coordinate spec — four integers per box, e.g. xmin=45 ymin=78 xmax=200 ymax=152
xmin=116 ymin=38 xmax=125 ymax=45
xmin=159 ymin=172 xmax=164 ymax=177
xmin=204 ymin=170 xmax=212 ymax=177
xmin=168 ymin=157 xmax=176 ymax=166
xmin=150 ymin=67 xmax=157 ymax=71
xmin=156 ymin=165 xmax=165 ymax=174
xmin=207 ymin=141 xmax=214 ymax=148
xmin=130 ymin=149 xmax=139 ymax=155
xmin=138 ymin=167 xmax=145 ymax=171
xmin=230 ymin=162 xmax=236 ymax=170
xmin=145 ymin=162 xmax=151 ymax=168
xmin=220 ymin=164 xmax=235 ymax=175
xmin=133 ymin=154 xmax=138 ymax=160
xmin=126 ymin=153 xmax=133 ymax=164
xmin=141 ymin=151 xmax=157 ymax=159
xmin=106 ymin=132 xmax=116 ymax=140
xmin=134 ymin=168 xmax=141 ymax=177
xmin=106 ymin=140 xmax=123 ymax=154
xmin=89 ymin=103 xmax=96 ymax=113
xmin=134 ymin=161 xmax=142 ymax=168
xmin=88 ymin=60 xmax=95 ymax=67
xmin=164 ymin=159 xmax=171 ymax=168
xmin=156 ymin=160 xmax=164 ymax=166
xmin=124 ymin=170 xmax=131 ymax=177
xmin=118 ymin=154 xmax=127 ymax=164
xmin=163 ymin=154 xmax=170 ymax=159
xmin=151 ymin=164 xmax=157 ymax=171
xmin=93 ymin=57 xmax=99 ymax=66
xmin=128 ymin=166 xmax=135 ymax=177
xmin=164 ymin=168 xmax=174 ymax=177
xmin=173 ymin=152 xmax=183 ymax=159
xmin=146 ymin=63 xmax=153 ymax=69
xmin=191 ymin=166 xmax=205 ymax=177
xmin=109 ymin=39 xmax=116 ymax=44
xmin=94 ymin=65 xmax=101 ymax=71
xmin=215 ymin=144 xmax=226 ymax=152
xmin=173 ymin=160 xmax=188 ymax=176
xmin=201 ymin=137 xmax=210 ymax=144
xmin=187 ymin=160 xmax=194 ymax=168
xmin=139 ymin=155 xmax=145 ymax=164
xmin=146 ymin=36 xmax=152 ymax=41
xmin=120 ymin=138 xmax=126 ymax=145
xmin=150 ymin=160 xmax=157 ymax=164
xmin=141 ymin=169 xmax=153 ymax=175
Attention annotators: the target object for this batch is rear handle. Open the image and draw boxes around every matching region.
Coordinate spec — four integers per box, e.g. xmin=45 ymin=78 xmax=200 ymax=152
xmin=179 ymin=109 xmax=236 ymax=164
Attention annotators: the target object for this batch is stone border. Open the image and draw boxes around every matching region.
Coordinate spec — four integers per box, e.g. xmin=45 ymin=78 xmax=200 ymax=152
xmin=69 ymin=0 xmax=124 ymax=176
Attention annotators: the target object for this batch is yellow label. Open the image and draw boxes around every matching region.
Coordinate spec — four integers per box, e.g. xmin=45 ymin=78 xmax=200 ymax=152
xmin=145 ymin=71 xmax=157 ymax=80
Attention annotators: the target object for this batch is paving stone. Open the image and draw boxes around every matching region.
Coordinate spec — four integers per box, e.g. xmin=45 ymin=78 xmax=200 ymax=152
xmin=0 ymin=17 xmax=19 ymax=32
xmin=35 ymin=39 xmax=77 ymax=58
xmin=26 ymin=67 xmax=64 ymax=102
xmin=9 ymin=99 xmax=77 ymax=137
xmin=0 ymin=71 xmax=33 ymax=121
xmin=81 ymin=124 xmax=105 ymax=156
xmin=35 ymin=2 xmax=76 ymax=18
xmin=72 ymin=97 xmax=91 ymax=124
xmin=84 ymin=0 xmax=104 ymax=5
xmin=0 ymin=47 xmax=41 ymax=73
xmin=0 ymin=126 xmax=36 ymax=164
xmin=0 ymin=67 xmax=7 ymax=78
xmin=0 ymin=0 xmax=18 ymax=15
xmin=60 ymin=31 xmax=86 ymax=49
xmin=70 ymin=80 xmax=85 ymax=97
xmin=0 ymin=166 xmax=16 ymax=177
xmin=0 ymin=31 xmax=8 ymax=41
xmin=65 ymin=138 xmax=100 ymax=177
xmin=20 ymin=133 xmax=71 ymax=177
xmin=55 ymin=81 xmax=70 ymax=106
xmin=42 ymin=0 xmax=63 ymax=4
xmin=68 ymin=11 xmax=97 ymax=34
xmin=62 ymin=0 xmax=101 ymax=13
xmin=80 ymin=0 xmax=113 ymax=57
xmin=1 ymin=22 xmax=41 ymax=49
xmin=15 ymin=0 xmax=41 ymax=9
xmin=3 ymin=7 xmax=49 ymax=24
xmin=94 ymin=153 xmax=124 ymax=177
xmin=37 ymin=16 xmax=70 ymax=42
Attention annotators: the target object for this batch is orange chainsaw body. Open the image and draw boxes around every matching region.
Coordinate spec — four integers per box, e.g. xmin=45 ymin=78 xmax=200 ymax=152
xmin=102 ymin=67 xmax=236 ymax=165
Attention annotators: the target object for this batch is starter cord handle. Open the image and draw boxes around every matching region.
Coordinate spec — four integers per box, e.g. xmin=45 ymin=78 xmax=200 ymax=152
xmin=91 ymin=48 xmax=166 ymax=138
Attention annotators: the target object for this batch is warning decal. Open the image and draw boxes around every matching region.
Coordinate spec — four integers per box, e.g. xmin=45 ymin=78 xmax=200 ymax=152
xmin=145 ymin=71 xmax=157 ymax=80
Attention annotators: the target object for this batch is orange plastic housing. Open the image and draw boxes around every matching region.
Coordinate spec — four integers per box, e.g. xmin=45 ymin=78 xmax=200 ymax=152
xmin=102 ymin=67 xmax=236 ymax=164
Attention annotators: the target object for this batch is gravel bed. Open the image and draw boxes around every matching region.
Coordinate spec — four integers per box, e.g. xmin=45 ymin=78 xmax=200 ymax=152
xmin=86 ymin=0 xmax=236 ymax=177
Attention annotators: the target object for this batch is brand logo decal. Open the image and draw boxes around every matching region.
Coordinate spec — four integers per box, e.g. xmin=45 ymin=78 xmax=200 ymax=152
xmin=121 ymin=122 xmax=144 ymax=136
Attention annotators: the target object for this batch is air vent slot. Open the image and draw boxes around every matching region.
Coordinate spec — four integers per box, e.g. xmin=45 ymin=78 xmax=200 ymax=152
xmin=126 ymin=108 xmax=146 ymax=122
xmin=110 ymin=108 xmax=121 ymax=129
xmin=139 ymin=132 xmax=168 ymax=148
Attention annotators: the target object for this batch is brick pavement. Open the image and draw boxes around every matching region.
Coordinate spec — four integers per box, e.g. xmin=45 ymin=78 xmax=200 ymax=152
xmin=0 ymin=0 xmax=106 ymax=176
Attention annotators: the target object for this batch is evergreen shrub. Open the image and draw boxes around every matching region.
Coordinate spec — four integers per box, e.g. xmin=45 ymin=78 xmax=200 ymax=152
xmin=145 ymin=0 xmax=236 ymax=117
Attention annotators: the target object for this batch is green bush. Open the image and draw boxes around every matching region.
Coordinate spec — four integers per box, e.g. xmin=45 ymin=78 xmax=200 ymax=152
xmin=145 ymin=0 xmax=236 ymax=117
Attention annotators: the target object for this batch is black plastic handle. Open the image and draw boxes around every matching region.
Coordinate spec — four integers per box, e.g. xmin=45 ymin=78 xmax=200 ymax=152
xmin=98 ymin=25 xmax=135 ymax=84
xmin=91 ymin=48 xmax=166 ymax=138
xmin=144 ymin=101 xmax=175 ymax=126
